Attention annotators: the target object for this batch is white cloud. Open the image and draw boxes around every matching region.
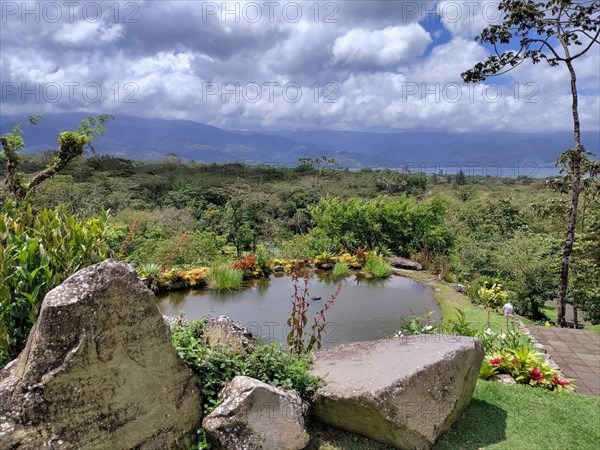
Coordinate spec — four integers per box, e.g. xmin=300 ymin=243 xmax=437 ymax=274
xmin=54 ymin=21 xmax=124 ymax=46
xmin=1 ymin=0 xmax=598 ymax=134
xmin=438 ymin=0 xmax=503 ymax=38
xmin=332 ymin=24 xmax=432 ymax=69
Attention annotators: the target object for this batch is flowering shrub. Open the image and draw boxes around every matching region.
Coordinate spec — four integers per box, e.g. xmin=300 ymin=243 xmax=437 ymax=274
xmin=481 ymin=346 xmax=573 ymax=392
xmin=333 ymin=253 xmax=362 ymax=269
xmin=313 ymin=252 xmax=335 ymax=269
xmin=475 ymin=324 xmax=573 ymax=392
xmin=398 ymin=309 xmax=574 ymax=392
xmin=271 ymin=258 xmax=310 ymax=273
xmin=149 ymin=267 xmax=209 ymax=291
xmin=231 ymin=253 xmax=265 ymax=279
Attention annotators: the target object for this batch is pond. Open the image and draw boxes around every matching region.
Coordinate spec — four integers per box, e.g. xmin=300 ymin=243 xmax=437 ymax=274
xmin=157 ymin=273 xmax=439 ymax=349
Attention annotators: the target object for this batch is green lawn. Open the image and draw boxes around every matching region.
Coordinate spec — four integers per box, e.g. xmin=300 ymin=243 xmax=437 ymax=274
xmin=436 ymin=381 xmax=600 ymax=450
xmin=398 ymin=270 xmax=519 ymax=331
xmin=308 ymin=381 xmax=600 ymax=450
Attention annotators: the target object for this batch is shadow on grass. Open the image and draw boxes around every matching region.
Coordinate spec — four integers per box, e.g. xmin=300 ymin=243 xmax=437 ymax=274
xmin=433 ymin=399 xmax=507 ymax=450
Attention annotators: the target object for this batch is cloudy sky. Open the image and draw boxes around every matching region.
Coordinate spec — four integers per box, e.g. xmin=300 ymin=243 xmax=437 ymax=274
xmin=1 ymin=0 xmax=599 ymax=133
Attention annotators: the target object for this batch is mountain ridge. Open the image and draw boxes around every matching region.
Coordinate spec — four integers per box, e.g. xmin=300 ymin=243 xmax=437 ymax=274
xmin=1 ymin=113 xmax=598 ymax=168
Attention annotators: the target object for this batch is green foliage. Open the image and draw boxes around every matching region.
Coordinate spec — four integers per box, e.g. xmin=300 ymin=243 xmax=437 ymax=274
xmin=10 ymin=154 xmax=595 ymax=324
xmin=362 ymin=254 xmax=392 ymax=279
xmin=310 ymin=195 xmax=452 ymax=256
xmin=0 ymin=202 xmax=110 ymax=363
xmin=441 ymin=310 xmax=572 ymax=392
xmin=206 ymin=266 xmax=244 ymax=290
xmin=442 ymin=308 xmax=479 ymax=336
xmin=478 ymin=283 xmax=509 ymax=310
xmin=278 ymin=228 xmax=337 ymax=259
xmin=332 ymin=262 xmax=350 ymax=278
xmin=454 ymin=185 xmax=476 ymax=202
xmin=458 ymin=198 xmax=527 ymax=239
xmin=394 ymin=310 xmax=439 ymax=336
xmin=572 ymin=210 xmax=600 ymax=323
xmin=170 ymin=319 xmax=320 ymax=415
xmin=1 ymin=115 xmax=113 ymax=201
xmin=375 ymin=169 xmax=427 ymax=196
xmin=494 ymin=232 xmax=560 ymax=319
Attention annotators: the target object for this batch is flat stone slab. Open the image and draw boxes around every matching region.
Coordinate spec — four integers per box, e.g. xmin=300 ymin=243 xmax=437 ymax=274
xmin=310 ymin=335 xmax=484 ymax=449
xmin=530 ymin=326 xmax=600 ymax=396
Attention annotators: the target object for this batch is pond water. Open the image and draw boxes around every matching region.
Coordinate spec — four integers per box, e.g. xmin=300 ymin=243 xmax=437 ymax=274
xmin=156 ymin=273 xmax=439 ymax=349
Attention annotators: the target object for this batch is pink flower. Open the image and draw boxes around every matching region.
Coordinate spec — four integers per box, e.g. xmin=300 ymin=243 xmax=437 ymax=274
xmin=489 ymin=357 xmax=503 ymax=365
xmin=553 ymin=376 xmax=570 ymax=387
xmin=528 ymin=367 xmax=544 ymax=382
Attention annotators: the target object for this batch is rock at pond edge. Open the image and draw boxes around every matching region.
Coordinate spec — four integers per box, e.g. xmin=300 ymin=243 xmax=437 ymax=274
xmin=0 ymin=259 xmax=203 ymax=450
xmin=310 ymin=335 xmax=484 ymax=450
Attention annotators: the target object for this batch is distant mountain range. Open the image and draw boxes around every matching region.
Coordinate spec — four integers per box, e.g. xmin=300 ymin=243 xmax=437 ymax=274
xmin=2 ymin=113 xmax=599 ymax=169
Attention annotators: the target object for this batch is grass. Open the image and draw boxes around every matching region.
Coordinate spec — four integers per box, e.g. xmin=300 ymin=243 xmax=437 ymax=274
xmin=206 ymin=265 xmax=244 ymax=290
xmin=332 ymin=262 xmax=350 ymax=278
xmin=587 ymin=324 xmax=600 ymax=335
xmin=307 ymin=380 xmax=600 ymax=450
xmin=362 ymin=256 xmax=392 ymax=279
xmin=399 ymin=270 xmax=519 ymax=332
xmin=435 ymin=380 xmax=600 ymax=449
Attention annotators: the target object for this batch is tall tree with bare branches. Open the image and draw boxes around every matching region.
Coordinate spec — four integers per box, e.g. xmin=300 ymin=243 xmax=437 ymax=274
xmin=462 ymin=0 xmax=600 ymax=327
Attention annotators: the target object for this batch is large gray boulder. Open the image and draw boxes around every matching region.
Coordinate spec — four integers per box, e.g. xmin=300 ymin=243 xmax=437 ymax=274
xmin=0 ymin=259 xmax=202 ymax=449
xmin=203 ymin=315 xmax=258 ymax=354
xmin=387 ymin=257 xmax=423 ymax=271
xmin=203 ymin=376 xmax=309 ymax=450
xmin=310 ymin=335 xmax=484 ymax=450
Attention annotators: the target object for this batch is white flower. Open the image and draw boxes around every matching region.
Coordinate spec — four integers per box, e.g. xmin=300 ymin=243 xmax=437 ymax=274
xmin=485 ymin=328 xmax=494 ymax=335
xmin=499 ymin=333 xmax=506 ymax=339
xmin=423 ymin=325 xmax=434 ymax=331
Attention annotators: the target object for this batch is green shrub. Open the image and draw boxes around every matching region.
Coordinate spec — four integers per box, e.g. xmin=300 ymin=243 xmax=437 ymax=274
xmin=394 ymin=310 xmax=439 ymax=336
xmin=0 ymin=202 xmax=111 ymax=364
xmin=332 ymin=262 xmax=350 ymax=278
xmin=170 ymin=319 xmax=321 ymax=415
xmin=310 ymin=195 xmax=452 ymax=256
xmin=466 ymin=276 xmax=504 ymax=306
xmin=206 ymin=266 xmax=244 ymax=290
xmin=442 ymin=310 xmax=572 ymax=392
xmin=494 ymin=232 xmax=560 ymax=319
xmin=362 ymin=254 xmax=392 ymax=278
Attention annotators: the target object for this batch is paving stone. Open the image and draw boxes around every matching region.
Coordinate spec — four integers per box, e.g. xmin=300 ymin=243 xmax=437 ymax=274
xmin=570 ymin=364 xmax=596 ymax=374
xmin=530 ymin=327 xmax=600 ymax=397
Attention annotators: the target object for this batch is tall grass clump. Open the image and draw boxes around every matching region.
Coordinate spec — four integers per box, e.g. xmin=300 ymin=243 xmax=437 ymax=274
xmin=362 ymin=254 xmax=392 ymax=278
xmin=207 ymin=265 xmax=244 ymax=290
xmin=332 ymin=262 xmax=350 ymax=278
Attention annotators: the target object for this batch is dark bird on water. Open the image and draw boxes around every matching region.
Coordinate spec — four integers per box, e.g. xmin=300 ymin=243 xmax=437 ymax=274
xmin=311 ymin=296 xmax=322 ymax=301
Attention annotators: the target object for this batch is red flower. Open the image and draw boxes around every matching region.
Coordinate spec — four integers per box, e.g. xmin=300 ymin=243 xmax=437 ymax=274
xmin=528 ymin=367 xmax=544 ymax=382
xmin=553 ymin=376 xmax=570 ymax=387
xmin=489 ymin=357 xmax=503 ymax=365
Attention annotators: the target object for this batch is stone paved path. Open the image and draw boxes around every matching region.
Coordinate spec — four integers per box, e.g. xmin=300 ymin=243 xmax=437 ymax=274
xmin=530 ymin=326 xmax=600 ymax=396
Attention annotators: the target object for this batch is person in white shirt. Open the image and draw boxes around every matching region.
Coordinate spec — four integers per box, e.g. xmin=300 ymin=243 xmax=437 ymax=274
xmin=503 ymin=301 xmax=514 ymax=317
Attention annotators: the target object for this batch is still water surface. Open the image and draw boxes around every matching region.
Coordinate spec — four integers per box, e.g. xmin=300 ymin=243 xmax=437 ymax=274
xmin=157 ymin=273 xmax=439 ymax=348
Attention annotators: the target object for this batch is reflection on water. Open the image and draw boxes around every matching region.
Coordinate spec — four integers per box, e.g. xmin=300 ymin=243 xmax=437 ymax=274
xmin=157 ymin=273 xmax=439 ymax=349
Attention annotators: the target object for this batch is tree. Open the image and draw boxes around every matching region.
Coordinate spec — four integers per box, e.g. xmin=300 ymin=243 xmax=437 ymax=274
xmin=1 ymin=115 xmax=114 ymax=202
xmin=462 ymin=0 xmax=600 ymax=327
xmin=297 ymin=156 xmax=339 ymax=186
